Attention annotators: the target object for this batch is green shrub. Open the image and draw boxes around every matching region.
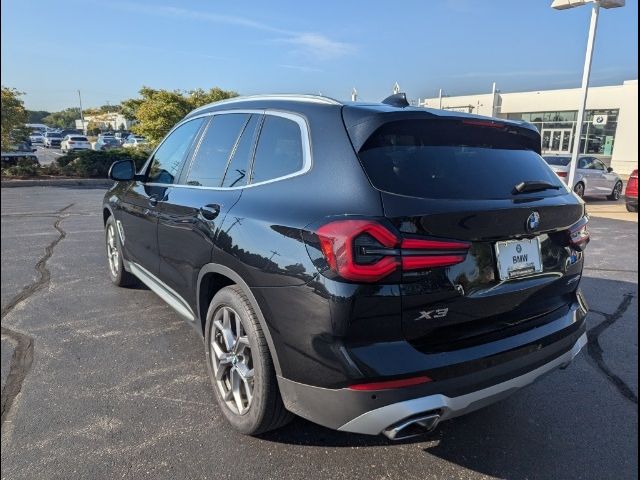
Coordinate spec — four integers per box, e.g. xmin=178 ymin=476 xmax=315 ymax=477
xmin=1 ymin=157 xmax=40 ymax=177
xmin=56 ymin=148 xmax=148 ymax=177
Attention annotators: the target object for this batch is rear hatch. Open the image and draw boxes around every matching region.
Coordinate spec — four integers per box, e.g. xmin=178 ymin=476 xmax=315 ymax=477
xmin=348 ymin=111 xmax=586 ymax=352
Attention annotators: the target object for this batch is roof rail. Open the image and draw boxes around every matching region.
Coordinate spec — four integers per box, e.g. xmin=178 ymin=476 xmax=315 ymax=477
xmin=191 ymin=94 xmax=342 ymax=114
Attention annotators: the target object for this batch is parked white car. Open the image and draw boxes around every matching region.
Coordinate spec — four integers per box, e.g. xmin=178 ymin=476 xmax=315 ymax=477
xmin=122 ymin=135 xmax=148 ymax=149
xmin=29 ymin=132 xmax=45 ymax=144
xmin=543 ymin=155 xmax=624 ymax=200
xmin=61 ymin=135 xmax=91 ymax=153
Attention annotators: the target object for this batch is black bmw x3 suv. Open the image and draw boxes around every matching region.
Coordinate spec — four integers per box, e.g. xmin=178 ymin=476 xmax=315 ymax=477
xmin=103 ymin=94 xmax=590 ymax=440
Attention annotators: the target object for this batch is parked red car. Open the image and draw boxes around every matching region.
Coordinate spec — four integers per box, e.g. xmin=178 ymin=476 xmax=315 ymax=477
xmin=625 ymin=169 xmax=638 ymax=212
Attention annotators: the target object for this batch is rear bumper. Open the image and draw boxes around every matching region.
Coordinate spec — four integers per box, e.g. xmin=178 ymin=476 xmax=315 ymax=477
xmin=338 ymin=332 xmax=586 ymax=435
xmin=277 ymin=298 xmax=587 ymax=435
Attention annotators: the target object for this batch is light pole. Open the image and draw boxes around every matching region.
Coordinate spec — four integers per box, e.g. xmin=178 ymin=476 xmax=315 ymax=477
xmin=551 ymin=0 xmax=625 ymax=189
xmin=77 ymin=90 xmax=85 ymax=134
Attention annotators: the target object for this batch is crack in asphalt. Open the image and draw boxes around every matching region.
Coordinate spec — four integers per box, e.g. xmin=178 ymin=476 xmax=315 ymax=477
xmin=1 ymin=203 xmax=73 ymax=427
xmin=586 ymin=293 xmax=638 ymax=405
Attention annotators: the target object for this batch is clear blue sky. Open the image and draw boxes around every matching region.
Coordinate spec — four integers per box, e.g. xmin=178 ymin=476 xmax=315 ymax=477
xmin=1 ymin=0 xmax=637 ymax=111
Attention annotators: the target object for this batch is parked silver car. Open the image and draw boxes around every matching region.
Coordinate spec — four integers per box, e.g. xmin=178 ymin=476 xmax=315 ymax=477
xmin=543 ymin=155 xmax=623 ymax=200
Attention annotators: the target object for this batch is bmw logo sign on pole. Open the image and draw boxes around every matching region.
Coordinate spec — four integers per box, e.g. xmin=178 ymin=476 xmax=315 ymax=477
xmin=527 ymin=212 xmax=540 ymax=231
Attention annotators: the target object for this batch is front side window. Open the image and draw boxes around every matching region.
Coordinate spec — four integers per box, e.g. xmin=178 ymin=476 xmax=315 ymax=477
xmin=251 ymin=115 xmax=304 ymax=184
xmin=186 ymin=114 xmax=249 ymax=187
xmin=593 ymin=159 xmax=607 ymax=171
xmin=147 ymin=119 xmax=204 ymax=184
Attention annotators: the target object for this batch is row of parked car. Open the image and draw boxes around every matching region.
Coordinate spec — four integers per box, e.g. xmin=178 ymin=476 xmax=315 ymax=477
xmin=542 ymin=155 xmax=637 ymax=212
xmin=29 ymin=130 xmax=148 ymax=151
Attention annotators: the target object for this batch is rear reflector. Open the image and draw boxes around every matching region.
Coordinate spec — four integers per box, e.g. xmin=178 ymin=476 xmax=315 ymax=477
xmin=349 ymin=375 xmax=432 ymax=391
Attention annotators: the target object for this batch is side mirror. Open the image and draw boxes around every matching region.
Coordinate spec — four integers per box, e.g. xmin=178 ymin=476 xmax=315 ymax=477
xmin=108 ymin=159 xmax=136 ymax=181
xmin=607 ymin=167 xmax=614 ymax=173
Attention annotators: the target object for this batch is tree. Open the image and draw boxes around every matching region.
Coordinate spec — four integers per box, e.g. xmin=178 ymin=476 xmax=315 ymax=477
xmin=121 ymin=86 xmax=237 ymax=145
xmin=42 ymin=108 xmax=81 ymax=129
xmin=1 ymin=87 xmax=28 ymax=150
xmin=86 ymin=121 xmax=101 ymax=136
xmin=26 ymin=110 xmax=51 ymax=124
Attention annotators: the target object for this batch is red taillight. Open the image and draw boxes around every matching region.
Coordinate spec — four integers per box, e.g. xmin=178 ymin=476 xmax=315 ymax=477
xmin=314 ymin=220 xmax=470 ymax=282
xmin=349 ymin=375 xmax=432 ymax=391
xmin=556 ymin=171 xmax=567 ymax=178
xmin=402 ymin=255 xmax=468 ymax=270
xmin=400 ymin=237 xmax=470 ymax=271
xmin=626 ymin=171 xmax=638 ymax=196
xmin=68 ymin=141 xmax=75 ymax=144
xmin=401 ymin=238 xmax=470 ymax=250
xmin=568 ymin=217 xmax=590 ymax=251
xmin=317 ymin=220 xmax=399 ymax=282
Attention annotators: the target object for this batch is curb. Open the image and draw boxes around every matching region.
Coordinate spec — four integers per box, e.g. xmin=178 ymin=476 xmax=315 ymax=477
xmin=1 ymin=178 xmax=113 ymax=188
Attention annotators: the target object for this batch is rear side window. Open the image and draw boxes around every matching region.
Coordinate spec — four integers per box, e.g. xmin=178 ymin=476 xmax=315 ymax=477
xmin=358 ymin=119 xmax=564 ymax=199
xmin=187 ymin=114 xmax=249 ymax=187
xmin=148 ymin=118 xmax=204 ymax=185
xmin=251 ymin=115 xmax=303 ymax=184
xmin=544 ymin=156 xmax=571 ymax=166
xmin=221 ymin=114 xmax=260 ymax=188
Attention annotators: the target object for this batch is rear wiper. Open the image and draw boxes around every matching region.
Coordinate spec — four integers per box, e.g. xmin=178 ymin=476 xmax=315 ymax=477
xmin=513 ymin=180 xmax=562 ymax=194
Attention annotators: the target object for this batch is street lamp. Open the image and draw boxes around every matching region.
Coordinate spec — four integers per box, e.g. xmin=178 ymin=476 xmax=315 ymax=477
xmin=550 ymin=0 xmax=625 ymax=190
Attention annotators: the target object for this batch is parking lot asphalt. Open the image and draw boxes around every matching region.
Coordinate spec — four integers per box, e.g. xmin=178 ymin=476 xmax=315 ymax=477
xmin=32 ymin=146 xmax=65 ymax=165
xmin=1 ymin=186 xmax=637 ymax=480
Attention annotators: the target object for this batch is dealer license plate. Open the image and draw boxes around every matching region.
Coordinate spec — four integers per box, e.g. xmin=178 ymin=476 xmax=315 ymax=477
xmin=495 ymin=238 xmax=543 ymax=280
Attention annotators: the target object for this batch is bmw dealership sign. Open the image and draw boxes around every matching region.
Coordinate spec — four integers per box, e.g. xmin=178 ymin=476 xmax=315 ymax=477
xmin=593 ymin=114 xmax=608 ymax=126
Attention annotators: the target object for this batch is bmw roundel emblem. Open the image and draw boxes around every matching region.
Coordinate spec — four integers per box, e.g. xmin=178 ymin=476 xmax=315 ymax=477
xmin=527 ymin=212 xmax=541 ymax=231
xmin=516 ymin=244 xmax=522 ymax=253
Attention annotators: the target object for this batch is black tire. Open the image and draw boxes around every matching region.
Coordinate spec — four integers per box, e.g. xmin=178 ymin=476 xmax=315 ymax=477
xmin=205 ymin=285 xmax=293 ymax=435
xmin=607 ymin=181 xmax=623 ymax=201
xmin=104 ymin=216 xmax=136 ymax=287
xmin=574 ymin=182 xmax=585 ymax=198
xmin=626 ymin=203 xmax=638 ymax=213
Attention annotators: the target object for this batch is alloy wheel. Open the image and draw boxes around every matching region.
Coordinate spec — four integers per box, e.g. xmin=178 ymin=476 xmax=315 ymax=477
xmin=574 ymin=183 xmax=585 ymax=198
xmin=210 ymin=306 xmax=254 ymax=415
xmin=106 ymin=224 xmax=120 ymax=277
xmin=613 ymin=182 xmax=622 ymax=200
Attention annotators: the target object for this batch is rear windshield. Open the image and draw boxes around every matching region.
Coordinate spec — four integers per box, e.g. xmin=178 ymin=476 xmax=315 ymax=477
xmin=543 ymin=156 xmax=571 ymax=166
xmin=70 ymin=136 xmax=87 ymax=141
xmin=357 ymin=119 xmax=564 ymax=200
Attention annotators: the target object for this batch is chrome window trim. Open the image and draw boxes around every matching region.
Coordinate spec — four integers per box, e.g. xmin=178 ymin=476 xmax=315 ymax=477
xmin=144 ymin=108 xmax=313 ymax=191
xmin=140 ymin=116 xmax=207 ymax=181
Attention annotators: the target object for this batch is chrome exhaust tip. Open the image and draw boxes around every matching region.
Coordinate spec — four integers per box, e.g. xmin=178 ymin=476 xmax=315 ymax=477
xmin=382 ymin=413 xmax=441 ymax=441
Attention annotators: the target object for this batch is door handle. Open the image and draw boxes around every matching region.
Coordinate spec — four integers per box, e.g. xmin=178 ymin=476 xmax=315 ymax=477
xmin=199 ymin=204 xmax=221 ymax=221
xmin=148 ymin=197 xmax=159 ymax=207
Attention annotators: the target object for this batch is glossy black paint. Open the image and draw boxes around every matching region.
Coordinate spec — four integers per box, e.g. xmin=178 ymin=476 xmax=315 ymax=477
xmin=104 ymin=97 xmax=588 ymax=408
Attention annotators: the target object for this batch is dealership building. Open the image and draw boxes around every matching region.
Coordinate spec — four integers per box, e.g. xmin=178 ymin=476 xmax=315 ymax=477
xmin=419 ymin=79 xmax=638 ymax=175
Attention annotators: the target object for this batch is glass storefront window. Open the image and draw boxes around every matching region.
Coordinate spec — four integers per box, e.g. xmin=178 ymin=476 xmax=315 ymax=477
xmin=500 ymin=109 xmax=619 ymax=156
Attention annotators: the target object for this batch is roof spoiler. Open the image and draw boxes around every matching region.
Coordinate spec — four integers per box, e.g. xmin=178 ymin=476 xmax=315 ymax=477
xmin=381 ymin=93 xmax=409 ymax=108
